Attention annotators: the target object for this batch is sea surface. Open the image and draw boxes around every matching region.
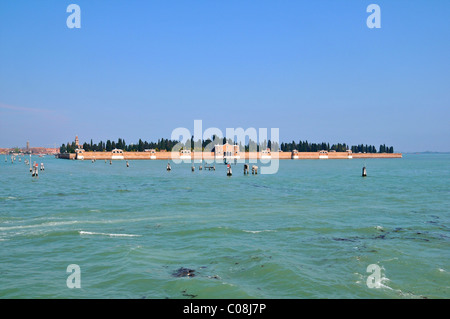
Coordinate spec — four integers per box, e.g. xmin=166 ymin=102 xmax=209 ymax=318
xmin=0 ymin=154 xmax=449 ymax=299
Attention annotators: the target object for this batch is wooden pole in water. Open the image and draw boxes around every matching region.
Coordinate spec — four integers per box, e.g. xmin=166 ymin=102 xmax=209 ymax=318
xmin=32 ymin=163 xmax=38 ymax=177
xmin=362 ymin=166 xmax=367 ymax=177
xmin=227 ymin=164 xmax=232 ymax=176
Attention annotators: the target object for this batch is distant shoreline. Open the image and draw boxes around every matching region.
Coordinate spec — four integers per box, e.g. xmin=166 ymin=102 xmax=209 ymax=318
xmin=57 ymin=150 xmax=402 ymax=161
xmin=0 ymin=147 xmax=58 ymax=155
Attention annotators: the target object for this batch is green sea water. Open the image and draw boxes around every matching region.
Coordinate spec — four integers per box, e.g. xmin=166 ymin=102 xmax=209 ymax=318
xmin=0 ymin=154 xmax=449 ymax=299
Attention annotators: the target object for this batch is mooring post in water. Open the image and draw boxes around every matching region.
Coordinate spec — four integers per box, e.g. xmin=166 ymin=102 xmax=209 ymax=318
xmin=32 ymin=163 xmax=39 ymax=177
xmin=110 ymin=160 xmax=112 ymax=165
xmin=227 ymin=164 xmax=232 ymax=176
xmin=362 ymin=166 xmax=367 ymax=177
xmin=40 ymin=163 xmax=44 ymax=171
xmin=244 ymin=164 xmax=249 ymax=174
xmin=167 ymin=162 xmax=171 ymax=171
xmin=126 ymin=161 xmax=129 ymax=167
xmin=252 ymin=165 xmax=258 ymax=174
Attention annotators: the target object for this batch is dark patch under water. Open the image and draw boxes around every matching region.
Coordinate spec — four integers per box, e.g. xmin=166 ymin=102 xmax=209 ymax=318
xmin=332 ymin=237 xmax=357 ymax=242
xmin=181 ymin=289 xmax=197 ymax=298
xmin=172 ymin=267 xmax=195 ymax=278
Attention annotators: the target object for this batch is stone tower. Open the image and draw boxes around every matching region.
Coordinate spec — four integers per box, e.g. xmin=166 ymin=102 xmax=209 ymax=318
xmin=75 ymin=136 xmax=80 ymax=149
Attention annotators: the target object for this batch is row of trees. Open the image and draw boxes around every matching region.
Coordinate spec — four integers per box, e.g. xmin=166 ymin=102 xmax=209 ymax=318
xmin=280 ymin=141 xmax=349 ymax=153
xmin=60 ymin=138 xmax=394 ymax=154
xmin=281 ymin=141 xmax=394 ymax=153
xmin=60 ymin=138 xmax=180 ymax=154
xmin=351 ymin=144 xmax=394 ymax=154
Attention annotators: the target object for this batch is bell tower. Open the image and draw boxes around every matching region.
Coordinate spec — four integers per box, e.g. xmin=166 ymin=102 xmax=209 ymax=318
xmin=75 ymin=136 xmax=81 ymax=149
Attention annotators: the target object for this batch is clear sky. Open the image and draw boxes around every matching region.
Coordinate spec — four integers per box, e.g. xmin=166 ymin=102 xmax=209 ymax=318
xmin=0 ymin=0 xmax=449 ymax=152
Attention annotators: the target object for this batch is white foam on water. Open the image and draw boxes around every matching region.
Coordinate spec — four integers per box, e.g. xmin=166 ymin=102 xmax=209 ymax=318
xmin=0 ymin=217 xmax=159 ymax=232
xmin=363 ymin=267 xmax=423 ymax=298
xmin=0 ymin=220 xmax=79 ymax=231
xmin=243 ymin=230 xmax=275 ymax=234
xmin=79 ymin=231 xmax=141 ymax=237
xmin=380 ymin=257 xmax=399 ymax=262
xmin=0 ymin=196 xmax=18 ymax=201
xmin=377 ymin=277 xmax=393 ymax=290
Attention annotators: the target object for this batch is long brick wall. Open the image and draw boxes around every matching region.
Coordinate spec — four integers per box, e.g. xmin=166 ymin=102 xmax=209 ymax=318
xmin=58 ymin=151 xmax=402 ymax=160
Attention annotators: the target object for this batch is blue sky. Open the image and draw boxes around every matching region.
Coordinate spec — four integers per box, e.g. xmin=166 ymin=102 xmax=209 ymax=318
xmin=0 ymin=0 xmax=449 ymax=152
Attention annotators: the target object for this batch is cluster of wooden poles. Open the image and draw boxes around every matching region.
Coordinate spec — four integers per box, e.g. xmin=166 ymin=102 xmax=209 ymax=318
xmin=87 ymin=157 xmax=368 ymax=177
xmin=4 ymin=154 xmax=44 ymax=177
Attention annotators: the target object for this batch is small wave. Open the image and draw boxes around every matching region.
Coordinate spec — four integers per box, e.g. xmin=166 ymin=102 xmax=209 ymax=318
xmin=377 ymin=277 xmax=393 ymax=290
xmin=0 ymin=220 xmax=79 ymax=231
xmin=364 ymin=268 xmax=423 ymax=298
xmin=242 ymin=230 xmax=275 ymax=234
xmin=0 ymin=196 xmax=18 ymax=201
xmin=79 ymin=231 xmax=141 ymax=237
